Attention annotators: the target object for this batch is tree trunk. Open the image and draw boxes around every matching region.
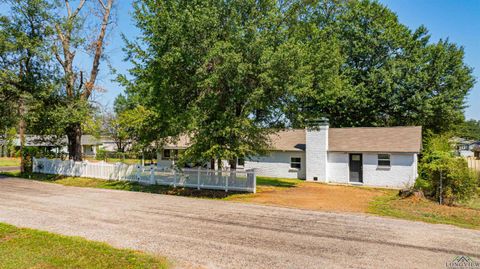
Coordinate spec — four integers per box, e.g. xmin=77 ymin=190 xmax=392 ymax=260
xmin=210 ymin=159 xmax=215 ymax=169
xmin=217 ymin=158 xmax=222 ymax=170
xmin=67 ymin=123 xmax=82 ymax=161
xmin=18 ymin=97 xmax=25 ymax=173
xmin=229 ymin=159 xmax=237 ymax=170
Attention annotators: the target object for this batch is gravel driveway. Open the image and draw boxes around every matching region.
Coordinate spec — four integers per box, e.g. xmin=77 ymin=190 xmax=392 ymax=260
xmin=0 ymin=177 xmax=478 ymax=269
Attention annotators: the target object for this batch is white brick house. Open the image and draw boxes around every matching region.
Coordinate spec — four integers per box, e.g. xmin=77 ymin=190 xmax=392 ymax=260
xmin=158 ymin=122 xmax=422 ymax=188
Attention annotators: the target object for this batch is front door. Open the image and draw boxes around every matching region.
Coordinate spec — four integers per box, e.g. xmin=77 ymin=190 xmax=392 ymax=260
xmin=349 ymin=154 xmax=363 ymax=183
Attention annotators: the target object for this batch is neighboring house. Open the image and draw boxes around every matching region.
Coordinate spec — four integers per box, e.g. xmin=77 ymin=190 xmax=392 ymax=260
xmin=98 ymin=136 xmax=133 ymax=153
xmin=0 ymin=135 xmax=66 ymax=157
xmin=81 ymin=135 xmax=102 ymax=157
xmin=158 ymin=121 xmax=422 ymax=188
xmin=0 ymin=135 xmax=102 ymax=158
xmin=99 ymin=136 xmax=118 ymax=152
xmin=452 ymin=137 xmax=479 ymax=157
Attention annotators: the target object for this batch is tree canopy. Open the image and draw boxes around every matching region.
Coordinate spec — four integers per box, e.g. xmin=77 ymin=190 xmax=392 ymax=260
xmin=120 ymin=0 xmax=475 ymax=164
xmin=455 ymin=119 xmax=480 ymax=141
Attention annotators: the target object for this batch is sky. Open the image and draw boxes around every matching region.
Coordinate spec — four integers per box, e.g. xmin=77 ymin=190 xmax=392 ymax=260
xmin=3 ymin=1 xmax=479 ymax=119
xmin=378 ymin=0 xmax=480 ymax=120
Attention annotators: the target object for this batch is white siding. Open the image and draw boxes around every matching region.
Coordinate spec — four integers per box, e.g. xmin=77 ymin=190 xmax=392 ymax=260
xmin=100 ymin=142 xmax=118 ymax=152
xmin=327 ymin=152 xmax=349 ymax=184
xmin=327 ymin=152 xmax=417 ymax=188
xmin=305 ymin=125 xmax=328 ymax=181
xmin=459 ymin=150 xmax=474 ymax=157
xmin=244 ymin=151 xmax=306 ymax=179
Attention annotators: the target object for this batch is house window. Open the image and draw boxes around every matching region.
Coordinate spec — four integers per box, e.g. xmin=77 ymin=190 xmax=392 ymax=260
xmin=378 ymin=154 xmax=391 ymax=167
xmin=290 ymin=157 xmax=301 ymax=169
xmin=237 ymin=158 xmax=245 ymax=166
xmin=163 ymin=149 xmax=171 ymax=160
xmin=458 ymin=144 xmax=469 ymax=151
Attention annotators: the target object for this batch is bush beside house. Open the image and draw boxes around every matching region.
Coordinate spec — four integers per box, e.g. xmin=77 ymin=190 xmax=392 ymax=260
xmin=417 ymin=135 xmax=478 ymax=205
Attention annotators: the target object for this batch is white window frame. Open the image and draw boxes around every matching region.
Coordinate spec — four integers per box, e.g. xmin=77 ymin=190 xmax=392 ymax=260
xmin=377 ymin=153 xmax=391 ymax=168
xmin=290 ymin=157 xmax=301 ymax=169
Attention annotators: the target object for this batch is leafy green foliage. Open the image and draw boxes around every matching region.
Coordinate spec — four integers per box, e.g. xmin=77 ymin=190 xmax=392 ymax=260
xmin=418 ymin=135 xmax=478 ymax=205
xmin=122 ymin=0 xmax=290 ymax=165
xmin=121 ymin=0 xmax=474 ymax=165
xmin=0 ymin=0 xmax=56 ymax=133
xmin=4 ymin=128 xmax=17 ymax=157
xmin=456 ymin=119 xmax=480 ymax=141
xmin=283 ymin=0 xmax=474 ymax=131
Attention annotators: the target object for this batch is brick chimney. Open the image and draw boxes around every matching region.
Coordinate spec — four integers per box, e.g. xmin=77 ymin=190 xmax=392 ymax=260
xmin=305 ymin=117 xmax=329 ymax=182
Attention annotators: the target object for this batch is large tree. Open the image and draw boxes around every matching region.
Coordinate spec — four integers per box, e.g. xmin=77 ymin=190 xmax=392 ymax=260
xmin=49 ymin=0 xmax=115 ymax=161
xmin=456 ymin=119 xmax=480 ymax=141
xmin=122 ymin=0 xmax=475 ymax=167
xmin=0 ymin=0 xmax=55 ymax=171
xmin=282 ymin=0 xmax=474 ymax=132
xmin=122 ymin=0 xmax=295 ymax=167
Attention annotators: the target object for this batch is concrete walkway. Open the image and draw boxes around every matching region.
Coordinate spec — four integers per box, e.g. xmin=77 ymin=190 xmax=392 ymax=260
xmin=0 ymin=177 xmax=478 ymax=268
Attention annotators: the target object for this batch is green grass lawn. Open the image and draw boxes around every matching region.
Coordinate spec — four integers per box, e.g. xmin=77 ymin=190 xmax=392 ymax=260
xmin=0 ymin=222 xmax=169 ymax=269
xmin=460 ymin=189 xmax=480 ymax=210
xmin=0 ymin=157 xmax=20 ymax=167
xmin=368 ymin=192 xmax=480 ymax=230
xmin=256 ymin=176 xmax=301 ymax=188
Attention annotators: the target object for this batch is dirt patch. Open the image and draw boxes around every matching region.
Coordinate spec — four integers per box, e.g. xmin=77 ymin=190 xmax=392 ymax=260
xmin=231 ymin=182 xmax=391 ymax=213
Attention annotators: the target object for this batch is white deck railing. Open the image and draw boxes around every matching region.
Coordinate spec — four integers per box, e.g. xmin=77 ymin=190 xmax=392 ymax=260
xmin=32 ymin=158 xmax=256 ymax=193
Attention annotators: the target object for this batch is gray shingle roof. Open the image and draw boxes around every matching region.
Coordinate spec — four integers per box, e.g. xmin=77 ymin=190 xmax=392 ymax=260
xmin=163 ymin=126 xmax=422 ymax=153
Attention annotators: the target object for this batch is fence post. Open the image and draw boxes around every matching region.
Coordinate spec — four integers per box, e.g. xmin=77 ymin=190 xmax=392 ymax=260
xmin=99 ymin=161 xmax=104 ymax=179
xmin=253 ymin=170 xmax=256 ymax=194
xmin=82 ymin=161 xmax=87 ymax=178
xmin=225 ymin=170 xmax=229 ymax=192
xmin=197 ymin=167 xmax=200 ymax=190
xmin=70 ymin=159 xmax=74 ymax=177
xmin=150 ymin=164 xmax=155 ymax=185
xmin=136 ymin=165 xmax=141 ymax=182
xmin=173 ymin=168 xmax=177 ymax=188
xmin=32 ymin=157 xmax=37 ymax=173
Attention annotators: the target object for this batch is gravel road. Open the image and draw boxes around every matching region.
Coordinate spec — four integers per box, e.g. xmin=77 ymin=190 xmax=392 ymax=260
xmin=0 ymin=177 xmax=478 ymax=269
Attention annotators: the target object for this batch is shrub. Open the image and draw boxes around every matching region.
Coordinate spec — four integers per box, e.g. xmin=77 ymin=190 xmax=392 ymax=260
xmin=95 ymin=148 xmax=108 ymax=161
xmin=21 ymin=147 xmax=42 ymax=173
xmin=419 ymin=135 xmax=478 ymax=205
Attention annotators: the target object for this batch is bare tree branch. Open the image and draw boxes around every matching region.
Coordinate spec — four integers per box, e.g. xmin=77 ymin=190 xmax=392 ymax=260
xmin=97 ymin=0 xmax=107 ymax=10
xmin=65 ymin=0 xmax=72 ymax=17
xmin=78 ymin=71 xmax=84 ymax=93
xmin=83 ymin=0 xmax=113 ymax=99
xmin=71 ymin=0 xmax=86 ymax=19
xmin=53 ymin=48 xmax=64 ymax=66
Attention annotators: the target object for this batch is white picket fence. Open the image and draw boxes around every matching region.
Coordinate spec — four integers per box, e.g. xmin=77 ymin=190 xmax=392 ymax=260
xmin=32 ymin=158 xmax=256 ymax=193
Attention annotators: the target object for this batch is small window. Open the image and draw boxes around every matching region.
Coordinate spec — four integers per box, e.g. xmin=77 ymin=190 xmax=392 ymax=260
xmin=290 ymin=157 xmax=301 ymax=169
xmin=378 ymin=154 xmax=391 ymax=167
xmin=163 ymin=149 xmax=171 ymax=159
xmin=237 ymin=158 xmax=245 ymax=166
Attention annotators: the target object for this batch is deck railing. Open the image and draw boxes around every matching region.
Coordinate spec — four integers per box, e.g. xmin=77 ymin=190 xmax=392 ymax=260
xmin=32 ymin=158 xmax=256 ymax=193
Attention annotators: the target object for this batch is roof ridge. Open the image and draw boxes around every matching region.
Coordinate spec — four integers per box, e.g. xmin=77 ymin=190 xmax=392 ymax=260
xmin=329 ymin=126 xmax=421 ymax=130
